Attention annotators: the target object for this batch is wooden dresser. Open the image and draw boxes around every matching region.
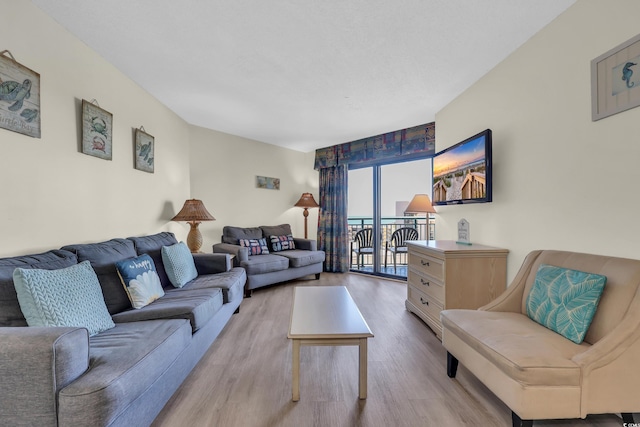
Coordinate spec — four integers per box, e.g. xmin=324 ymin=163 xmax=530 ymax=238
xmin=405 ymin=240 xmax=508 ymax=339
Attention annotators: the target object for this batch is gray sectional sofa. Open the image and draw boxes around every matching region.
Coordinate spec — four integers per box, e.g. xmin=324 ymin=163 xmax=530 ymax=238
xmin=0 ymin=232 xmax=246 ymax=427
xmin=213 ymin=224 xmax=325 ymax=297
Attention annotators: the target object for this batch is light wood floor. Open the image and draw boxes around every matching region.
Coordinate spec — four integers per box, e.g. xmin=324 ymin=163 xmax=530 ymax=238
xmin=151 ymin=273 xmax=626 ymax=427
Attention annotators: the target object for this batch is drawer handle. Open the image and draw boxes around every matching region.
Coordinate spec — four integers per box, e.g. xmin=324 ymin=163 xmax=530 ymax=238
xmin=420 ymin=260 xmax=430 ymax=267
xmin=420 ymin=278 xmax=430 ymax=286
xmin=420 ymin=297 xmax=429 ymax=306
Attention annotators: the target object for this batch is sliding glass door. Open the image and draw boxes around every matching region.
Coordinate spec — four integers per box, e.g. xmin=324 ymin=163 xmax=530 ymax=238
xmin=348 ymin=158 xmax=433 ymax=279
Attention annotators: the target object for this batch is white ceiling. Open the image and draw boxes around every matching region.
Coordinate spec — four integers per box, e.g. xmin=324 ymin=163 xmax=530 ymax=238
xmin=32 ymin=0 xmax=575 ymax=152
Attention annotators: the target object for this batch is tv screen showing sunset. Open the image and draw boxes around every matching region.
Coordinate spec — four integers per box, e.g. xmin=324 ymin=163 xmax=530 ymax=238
xmin=433 ymin=135 xmax=487 ymax=203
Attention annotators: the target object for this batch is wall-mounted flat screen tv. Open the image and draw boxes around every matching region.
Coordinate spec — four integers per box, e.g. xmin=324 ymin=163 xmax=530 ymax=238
xmin=432 ymin=129 xmax=492 ymax=205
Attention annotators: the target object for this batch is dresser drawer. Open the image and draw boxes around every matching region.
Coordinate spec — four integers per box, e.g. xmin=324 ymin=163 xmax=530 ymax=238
xmin=408 ymin=285 xmax=444 ymax=324
xmin=409 ymin=252 xmax=444 ymax=281
xmin=408 ymin=268 xmax=444 ymax=303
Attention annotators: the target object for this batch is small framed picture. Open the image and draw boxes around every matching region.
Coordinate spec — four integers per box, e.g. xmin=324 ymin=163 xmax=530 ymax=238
xmin=134 ymin=128 xmax=154 ymax=173
xmin=256 ymin=175 xmax=280 ymax=190
xmin=81 ymin=99 xmax=113 ymax=160
xmin=0 ymin=51 xmax=41 ymax=138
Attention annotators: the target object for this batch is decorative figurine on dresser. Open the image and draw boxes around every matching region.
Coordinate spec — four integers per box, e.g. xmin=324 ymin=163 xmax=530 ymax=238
xmin=405 ymin=240 xmax=508 ymax=339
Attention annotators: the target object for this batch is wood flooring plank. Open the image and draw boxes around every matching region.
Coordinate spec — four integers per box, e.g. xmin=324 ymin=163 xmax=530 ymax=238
xmin=151 ymin=273 xmax=629 ymax=427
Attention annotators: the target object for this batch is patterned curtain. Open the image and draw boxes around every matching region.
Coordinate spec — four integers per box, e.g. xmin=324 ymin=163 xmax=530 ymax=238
xmin=318 ymin=165 xmax=349 ymax=272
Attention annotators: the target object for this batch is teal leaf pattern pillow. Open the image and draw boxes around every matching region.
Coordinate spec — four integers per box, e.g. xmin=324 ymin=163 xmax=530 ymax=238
xmin=526 ymin=264 xmax=606 ymax=344
xmin=13 ymin=260 xmax=115 ymax=336
xmin=161 ymin=242 xmax=198 ymax=288
xmin=115 ymin=254 xmax=165 ymax=309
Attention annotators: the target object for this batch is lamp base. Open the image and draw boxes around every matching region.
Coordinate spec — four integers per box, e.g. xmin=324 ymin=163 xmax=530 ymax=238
xmin=186 ymin=222 xmax=203 ymax=253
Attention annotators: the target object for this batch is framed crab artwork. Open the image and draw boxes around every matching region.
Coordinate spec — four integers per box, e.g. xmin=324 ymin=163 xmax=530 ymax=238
xmin=81 ymin=99 xmax=113 ymax=160
xmin=0 ymin=50 xmax=41 ymax=138
xmin=134 ymin=127 xmax=154 ymax=173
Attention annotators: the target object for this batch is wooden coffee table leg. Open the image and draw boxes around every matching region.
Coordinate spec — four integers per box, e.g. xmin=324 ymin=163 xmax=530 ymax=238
xmin=292 ymin=339 xmax=300 ymax=401
xmin=359 ymin=337 xmax=368 ymax=399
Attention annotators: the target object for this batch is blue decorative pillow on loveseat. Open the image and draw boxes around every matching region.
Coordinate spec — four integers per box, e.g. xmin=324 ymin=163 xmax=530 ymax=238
xmin=526 ymin=264 xmax=606 ymax=344
xmin=269 ymin=234 xmax=296 ymax=252
xmin=239 ymin=238 xmax=270 ymax=255
xmin=115 ymin=254 xmax=165 ymax=309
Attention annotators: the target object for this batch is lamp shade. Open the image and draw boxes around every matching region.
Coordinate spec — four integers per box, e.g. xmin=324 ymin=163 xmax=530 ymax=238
xmin=294 ymin=193 xmax=319 ymax=209
xmin=171 ymin=199 xmax=215 ymax=222
xmin=405 ymin=194 xmax=436 ymax=214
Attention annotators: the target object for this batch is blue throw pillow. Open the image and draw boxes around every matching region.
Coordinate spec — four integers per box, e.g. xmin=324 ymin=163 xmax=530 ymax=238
xmin=270 ymin=234 xmax=296 ymax=252
xmin=161 ymin=242 xmax=198 ymax=288
xmin=526 ymin=264 xmax=606 ymax=344
xmin=239 ymin=238 xmax=270 ymax=255
xmin=13 ymin=260 xmax=115 ymax=336
xmin=115 ymin=254 xmax=165 ymax=309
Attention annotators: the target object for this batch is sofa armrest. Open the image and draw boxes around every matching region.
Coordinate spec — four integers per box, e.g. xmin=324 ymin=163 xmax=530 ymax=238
xmin=193 ymin=253 xmax=231 ymax=274
xmin=0 ymin=327 xmax=89 ymax=424
xmin=293 ymin=238 xmax=317 ymax=251
xmin=213 ymin=243 xmax=249 ymax=264
xmin=480 ymin=250 xmax=543 ymax=313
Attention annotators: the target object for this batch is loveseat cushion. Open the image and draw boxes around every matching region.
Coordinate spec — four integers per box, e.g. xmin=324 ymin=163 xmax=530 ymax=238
xmin=260 ymin=224 xmax=292 ymax=238
xmin=57 ymin=319 xmax=191 ymax=427
xmin=276 ymin=249 xmax=326 ymax=268
xmin=441 ymin=309 xmax=589 ymax=386
xmin=222 ymin=226 xmax=263 ymax=245
xmin=111 ymin=287 xmax=223 ymax=332
xmin=241 ymin=254 xmax=289 ymax=275
xmin=61 ymin=239 xmax=137 ymax=315
xmin=178 ymin=267 xmax=246 ymax=303
xmin=0 ymin=249 xmax=78 ymax=327
xmin=128 ymin=232 xmax=179 ymax=289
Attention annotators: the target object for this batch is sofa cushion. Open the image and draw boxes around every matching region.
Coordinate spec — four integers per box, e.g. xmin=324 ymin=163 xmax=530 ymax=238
xmin=179 ymin=267 xmax=246 ymax=303
xmin=526 ymin=264 xmax=606 ymax=344
xmin=161 ymin=242 xmax=198 ymax=288
xmin=440 ymin=309 xmax=588 ymax=386
xmin=112 ymin=287 xmax=223 ymax=332
xmin=115 ymin=254 xmax=165 ymax=309
xmin=127 ymin=232 xmax=179 ymax=288
xmin=270 ymin=234 xmax=296 ymax=252
xmin=240 ymin=238 xmax=270 ymax=255
xmin=13 ymin=260 xmax=115 ymax=336
xmin=0 ymin=249 xmax=78 ymax=327
xmin=241 ymin=254 xmax=289 ymax=275
xmin=62 ymin=239 xmax=137 ymax=315
xmin=260 ymin=224 xmax=292 ymax=238
xmin=57 ymin=319 xmax=191 ymax=426
xmin=222 ymin=226 xmax=263 ymax=245
xmin=276 ymin=249 xmax=326 ymax=268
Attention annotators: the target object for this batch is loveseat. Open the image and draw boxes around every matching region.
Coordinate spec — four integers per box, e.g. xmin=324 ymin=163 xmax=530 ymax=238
xmin=213 ymin=224 xmax=325 ymax=297
xmin=440 ymin=250 xmax=640 ymax=426
xmin=0 ymin=232 xmax=246 ymax=427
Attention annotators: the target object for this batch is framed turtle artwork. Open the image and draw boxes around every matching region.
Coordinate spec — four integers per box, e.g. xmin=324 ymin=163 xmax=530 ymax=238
xmin=81 ymin=99 xmax=113 ymax=160
xmin=134 ymin=127 xmax=154 ymax=173
xmin=0 ymin=50 xmax=41 ymax=138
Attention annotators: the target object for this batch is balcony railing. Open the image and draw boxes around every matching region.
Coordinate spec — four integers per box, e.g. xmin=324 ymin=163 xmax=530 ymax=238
xmin=347 ymin=216 xmax=435 ymax=277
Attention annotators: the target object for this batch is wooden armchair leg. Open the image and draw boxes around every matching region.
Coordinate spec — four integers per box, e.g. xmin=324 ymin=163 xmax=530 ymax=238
xmin=511 ymin=412 xmax=533 ymax=427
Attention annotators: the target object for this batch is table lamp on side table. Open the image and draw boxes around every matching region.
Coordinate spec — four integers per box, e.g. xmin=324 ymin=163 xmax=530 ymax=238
xmin=171 ymin=199 xmax=215 ymax=253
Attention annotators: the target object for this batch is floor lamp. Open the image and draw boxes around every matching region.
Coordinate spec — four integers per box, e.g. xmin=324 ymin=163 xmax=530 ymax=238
xmin=405 ymin=194 xmax=436 ymax=240
xmin=171 ymin=199 xmax=215 ymax=253
xmin=294 ymin=193 xmax=319 ymax=239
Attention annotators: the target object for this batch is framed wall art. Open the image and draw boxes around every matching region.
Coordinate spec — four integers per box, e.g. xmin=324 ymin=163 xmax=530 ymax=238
xmin=81 ymin=99 xmax=113 ymax=160
xmin=134 ymin=127 xmax=154 ymax=173
xmin=256 ymin=175 xmax=280 ymax=190
xmin=591 ymin=33 xmax=640 ymax=121
xmin=0 ymin=50 xmax=41 ymax=138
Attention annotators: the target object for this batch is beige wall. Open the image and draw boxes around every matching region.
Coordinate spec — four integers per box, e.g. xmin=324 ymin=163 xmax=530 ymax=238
xmin=188 ymin=126 xmax=319 ymax=251
xmin=0 ymin=2 xmax=191 ymax=256
xmin=434 ymin=0 xmax=640 ymax=282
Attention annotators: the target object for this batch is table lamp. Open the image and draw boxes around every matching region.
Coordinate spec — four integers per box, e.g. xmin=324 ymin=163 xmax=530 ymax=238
xmin=294 ymin=192 xmax=319 ymax=239
xmin=405 ymin=194 xmax=436 ymax=239
xmin=171 ymin=199 xmax=215 ymax=253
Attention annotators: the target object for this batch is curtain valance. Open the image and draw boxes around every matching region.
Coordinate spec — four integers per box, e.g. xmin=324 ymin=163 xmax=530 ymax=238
xmin=314 ymin=121 xmax=435 ymax=170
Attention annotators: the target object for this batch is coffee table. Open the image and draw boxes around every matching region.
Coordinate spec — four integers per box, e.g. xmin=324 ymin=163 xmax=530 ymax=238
xmin=288 ymin=286 xmax=374 ymax=401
